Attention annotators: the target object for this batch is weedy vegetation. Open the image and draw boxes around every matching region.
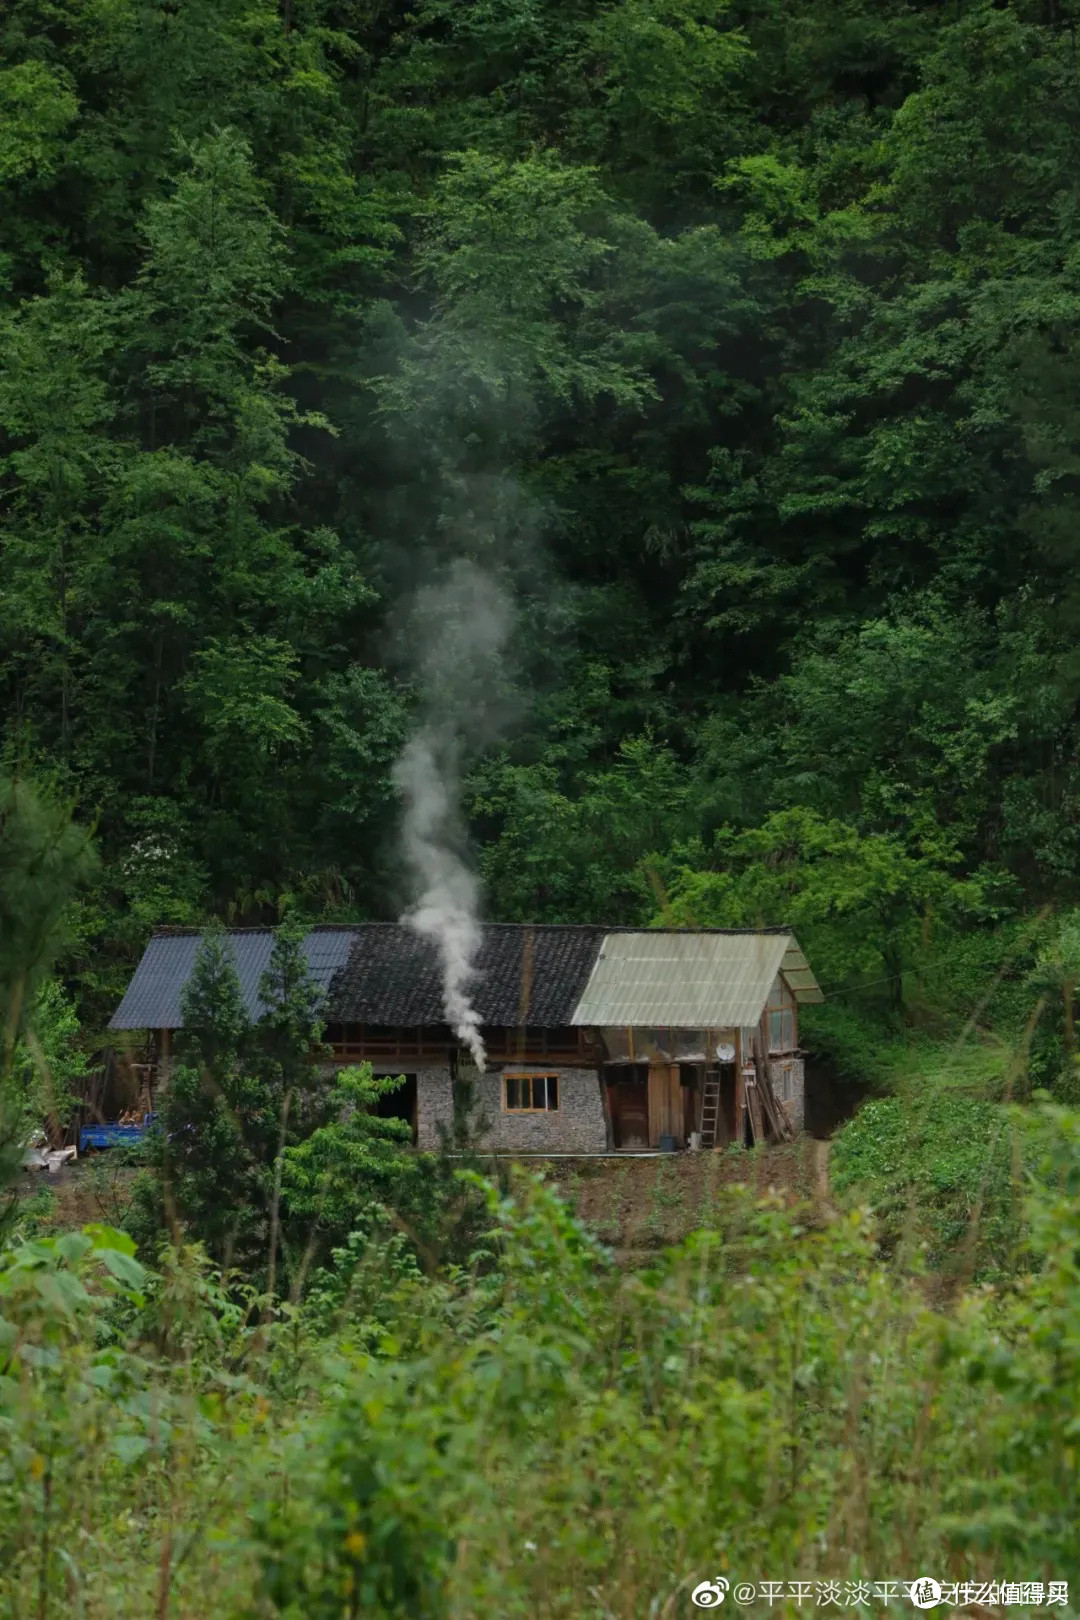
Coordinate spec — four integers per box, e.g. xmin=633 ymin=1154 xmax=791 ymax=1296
xmin=7 ymin=0 xmax=1080 ymax=1610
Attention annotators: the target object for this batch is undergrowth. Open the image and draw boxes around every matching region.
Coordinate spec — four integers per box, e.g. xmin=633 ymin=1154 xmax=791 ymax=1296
xmin=3 ymin=1116 xmax=1080 ymax=1618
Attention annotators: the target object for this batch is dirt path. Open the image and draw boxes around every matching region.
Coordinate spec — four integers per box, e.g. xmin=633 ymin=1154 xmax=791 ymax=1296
xmin=809 ymin=1138 xmax=839 ymax=1223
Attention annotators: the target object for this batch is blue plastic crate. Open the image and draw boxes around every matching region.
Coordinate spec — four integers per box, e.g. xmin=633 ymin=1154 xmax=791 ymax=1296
xmin=79 ymin=1114 xmax=157 ymax=1152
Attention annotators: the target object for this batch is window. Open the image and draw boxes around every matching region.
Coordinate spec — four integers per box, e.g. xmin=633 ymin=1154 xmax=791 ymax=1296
xmin=504 ymin=1073 xmax=560 ymax=1111
xmin=768 ymin=1008 xmax=796 ymax=1052
xmin=766 ymin=975 xmax=797 ymax=1052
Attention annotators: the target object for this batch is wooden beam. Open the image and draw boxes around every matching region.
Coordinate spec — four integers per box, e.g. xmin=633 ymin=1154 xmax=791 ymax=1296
xmin=599 ymin=1071 xmax=615 ymax=1152
xmin=746 ymin=1072 xmax=764 ymax=1146
xmin=647 ymin=1063 xmax=662 ymax=1147
xmin=666 ymin=1063 xmax=682 ymax=1142
xmin=156 ymin=1028 xmax=172 ymax=1100
xmin=733 ymin=1027 xmax=744 ymax=1147
xmin=516 ymin=928 xmax=535 ymax=1061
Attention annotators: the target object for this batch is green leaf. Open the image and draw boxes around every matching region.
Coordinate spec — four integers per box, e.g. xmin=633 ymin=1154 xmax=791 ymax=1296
xmin=33 ymin=1270 xmax=76 ymax=1319
xmin=83 ymin=1225 xmax=137 ymax=1257
xmin=98 ymin=1249 xmax=147 ymax=1289
xmin=111 ymin=1433 xmax=153 ymax=1466
xmin=55 ymin=1232 xmax=93 ymax=1265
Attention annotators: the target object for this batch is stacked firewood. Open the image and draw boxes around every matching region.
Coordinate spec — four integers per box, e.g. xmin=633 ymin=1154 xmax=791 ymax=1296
xmin=751 ymin=1028 xmax=795 ymax=1144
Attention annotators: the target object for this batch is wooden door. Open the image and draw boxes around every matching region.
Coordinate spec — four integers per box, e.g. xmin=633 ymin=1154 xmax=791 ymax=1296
xmin=609 ymin=1066 xmax=649 ymax=1149
xmin=647 ymin=1063 xmax=683 ymax=1147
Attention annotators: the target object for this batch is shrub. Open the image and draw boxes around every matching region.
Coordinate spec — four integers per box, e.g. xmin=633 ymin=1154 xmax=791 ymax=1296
xmin=830 ymin=1089 xmax=1025 ymax=1277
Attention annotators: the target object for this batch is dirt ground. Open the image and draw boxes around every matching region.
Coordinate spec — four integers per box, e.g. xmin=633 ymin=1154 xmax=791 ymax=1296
xmin=17 ymin=1141 xmax=832 ymax=1267
xmin=16 ymin=1154 xmax=141 ymax=1234
xmin=539 ymin=1142 xmax=826 ymax=1262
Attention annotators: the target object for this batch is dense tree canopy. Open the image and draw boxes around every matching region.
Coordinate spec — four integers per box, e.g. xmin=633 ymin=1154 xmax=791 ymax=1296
xmin=3 ymin=0 xmax=1080 ymax=1030
xmin=10 ymin=19 xmax=1080 ymax=1608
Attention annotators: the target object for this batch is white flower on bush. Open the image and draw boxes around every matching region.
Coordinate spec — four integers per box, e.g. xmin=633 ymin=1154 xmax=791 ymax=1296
xmin=121 ymin=836 xmax=177 ymax=878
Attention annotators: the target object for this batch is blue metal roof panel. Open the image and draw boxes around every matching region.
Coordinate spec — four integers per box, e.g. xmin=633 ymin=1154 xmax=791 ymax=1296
xmin=250 ymin=929 xmax=354 ymax=1019
xmin=108 ymin=929 xmax=356 ymax=1030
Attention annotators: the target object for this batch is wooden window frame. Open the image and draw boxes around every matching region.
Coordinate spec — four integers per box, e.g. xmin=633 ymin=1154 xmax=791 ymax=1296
xmin=768 ymin=1007 xmax=796 ymax=1053
xmin=766 ymin=976 xmax=798 ymax=1054
xmin=503 ymin=1073 xmax=560 ymax=1112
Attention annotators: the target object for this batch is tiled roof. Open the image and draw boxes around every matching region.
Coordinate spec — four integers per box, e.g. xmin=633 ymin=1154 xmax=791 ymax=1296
xmin=325 ymin=924 xmax=606 ymax=1027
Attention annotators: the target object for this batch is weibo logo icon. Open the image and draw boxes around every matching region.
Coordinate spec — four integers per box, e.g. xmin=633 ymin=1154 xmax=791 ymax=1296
xmin=691 ymin=1578 xmax=730 ymax=1608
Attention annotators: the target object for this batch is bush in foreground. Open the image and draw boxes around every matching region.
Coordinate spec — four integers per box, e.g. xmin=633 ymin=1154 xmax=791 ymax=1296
xmin=2 ymin=1117 xmax=1080 ymax=1617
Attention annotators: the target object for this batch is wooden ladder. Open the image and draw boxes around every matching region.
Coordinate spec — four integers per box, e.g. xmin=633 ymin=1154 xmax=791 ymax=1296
xmin=699 ymin=1068 xmax=722 ymax=1148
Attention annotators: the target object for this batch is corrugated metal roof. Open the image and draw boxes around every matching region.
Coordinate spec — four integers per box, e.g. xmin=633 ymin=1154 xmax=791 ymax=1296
xmin=570 ymin=931 xmax=820 ymax=1028
xmin=108 ymin=928 xmax=355 ymax=1030
xmin=781 ymin=939 xmax=825 ymax=1003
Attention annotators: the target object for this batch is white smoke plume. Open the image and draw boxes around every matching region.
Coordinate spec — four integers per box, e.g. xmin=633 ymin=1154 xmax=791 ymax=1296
xmin=392 ymin=560 xmax=515 ymax=1072
xmin=394 ymin=732 xmax=486 ymax=1068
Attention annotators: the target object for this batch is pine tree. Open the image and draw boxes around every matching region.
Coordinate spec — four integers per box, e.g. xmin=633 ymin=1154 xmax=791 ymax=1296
xmin=154 ymin=921 xmax=329 ymax=1277
xmin=157 ymin=924 xmax=256 ymax=1265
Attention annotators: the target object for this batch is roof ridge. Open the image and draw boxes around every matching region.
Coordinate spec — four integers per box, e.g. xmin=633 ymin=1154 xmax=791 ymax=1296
xmin=151 ymin=923 xmax=365 ymax=937
xmin=152 ymin=921 xmax=794 ymax=937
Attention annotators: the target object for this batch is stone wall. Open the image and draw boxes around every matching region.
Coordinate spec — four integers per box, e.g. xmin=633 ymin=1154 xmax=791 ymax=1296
xmin=408 ymin=1064 xmax=455 ymax=1151
xmin=767 ymin=1057 xmax=805 ymax=1133
xmin=416 ymin=1064 xmax=608 ymax=1154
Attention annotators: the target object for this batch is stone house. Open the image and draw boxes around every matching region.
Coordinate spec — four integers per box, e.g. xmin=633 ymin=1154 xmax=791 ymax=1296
xmin=108 ymin=924 xmax=822 ymax=1152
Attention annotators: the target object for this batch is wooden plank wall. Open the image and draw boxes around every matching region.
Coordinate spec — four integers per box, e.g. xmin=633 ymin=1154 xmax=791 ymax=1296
xmin=327 ymin=1025 xmax=597 ymax=1065
xmin=647 ymin=1063 xmax=683 ymax=1145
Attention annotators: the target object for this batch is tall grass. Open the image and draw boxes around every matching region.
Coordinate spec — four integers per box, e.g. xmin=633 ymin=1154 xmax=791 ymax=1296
xmin=3 ymin=1135 xmax=1080 ymax=1619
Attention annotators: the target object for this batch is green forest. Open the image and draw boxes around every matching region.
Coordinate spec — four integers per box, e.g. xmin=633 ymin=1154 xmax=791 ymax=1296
xmin=5 ymin=0 xmax=1080 ymax=1613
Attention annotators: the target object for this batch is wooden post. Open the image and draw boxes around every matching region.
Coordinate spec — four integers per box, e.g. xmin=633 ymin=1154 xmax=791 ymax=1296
xmin=648 ymin=1062 xmax=661 ymax=1147
xmin=599 ymin=1068 xmax=615 ymax=1152
xmin=156 ymin=1028 xmax=172 ymax=1105
xmin=666 ymin=1062 xmax=681 ymax=1143
xmin=746 ymin=1070 xmax=764 ymax=1145
xmin=516 ymin=928 xmax=534 ymax=1061
xmin=733 ymin=1027 xmax=744 ymax=1147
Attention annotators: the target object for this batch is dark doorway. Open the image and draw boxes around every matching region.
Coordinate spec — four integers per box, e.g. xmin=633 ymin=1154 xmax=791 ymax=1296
xmin=606 ymin=1064 xmax=650 ymax=1149
xmin=681 ymin=1064 xmax=701 ymax=1141
xmin=374 ymin=1073 xmax=418 ymax=1145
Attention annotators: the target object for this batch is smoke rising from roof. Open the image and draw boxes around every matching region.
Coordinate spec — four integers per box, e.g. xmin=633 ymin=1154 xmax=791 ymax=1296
xmin=392 ymin=559 xmax=515 ymax=1071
